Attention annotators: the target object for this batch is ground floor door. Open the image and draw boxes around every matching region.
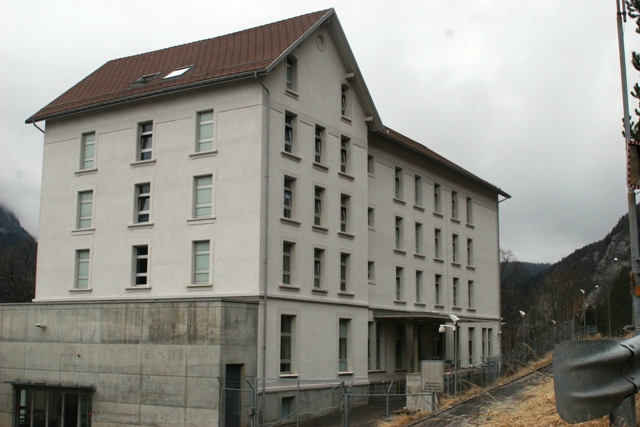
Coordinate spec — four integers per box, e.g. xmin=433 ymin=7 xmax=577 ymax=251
xmin=224 ymin=364 xmax=244 ymax=427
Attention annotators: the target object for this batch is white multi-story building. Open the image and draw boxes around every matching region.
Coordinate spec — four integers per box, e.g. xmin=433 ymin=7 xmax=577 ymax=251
xmin=1 ymin=9 xmax=508 ymax=427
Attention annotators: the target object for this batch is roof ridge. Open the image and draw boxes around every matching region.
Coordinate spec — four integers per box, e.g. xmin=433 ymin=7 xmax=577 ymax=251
xmin=107 ymin=9 xmax=334 ymax=64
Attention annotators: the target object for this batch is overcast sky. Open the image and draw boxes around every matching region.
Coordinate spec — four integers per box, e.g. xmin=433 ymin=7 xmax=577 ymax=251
xmin=1 ymin=0 xmax=638 ymax=264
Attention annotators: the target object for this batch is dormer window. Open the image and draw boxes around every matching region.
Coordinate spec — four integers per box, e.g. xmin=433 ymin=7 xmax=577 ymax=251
xmin=129 ymin=73 xmax=160 ymax=88
xmin=163 ymin=66 xmax=192 ymax=80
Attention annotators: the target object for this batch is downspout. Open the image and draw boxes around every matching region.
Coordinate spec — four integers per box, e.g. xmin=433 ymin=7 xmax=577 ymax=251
xmin=255 ymin=72 xmax=270 ymax=426
xmin=32 ymin=122 xmax=45 ymax=134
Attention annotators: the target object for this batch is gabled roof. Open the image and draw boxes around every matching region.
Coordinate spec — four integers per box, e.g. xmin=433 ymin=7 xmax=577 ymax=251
xmin=372 ymin=127 xmax=511 ymax=198
xmin=28 ymin=9 xmax=374 ymax=124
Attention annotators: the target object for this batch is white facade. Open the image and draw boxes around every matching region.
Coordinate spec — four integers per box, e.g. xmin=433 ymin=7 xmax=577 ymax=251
xmin=22 ymin=9 xmax=507 ymax=425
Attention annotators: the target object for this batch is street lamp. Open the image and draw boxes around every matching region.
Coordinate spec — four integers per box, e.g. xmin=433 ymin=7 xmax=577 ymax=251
xmin=519 ymin=310 xmax=526 ymax=360
xmin=439 ymin=314 xmax=460 ymax=396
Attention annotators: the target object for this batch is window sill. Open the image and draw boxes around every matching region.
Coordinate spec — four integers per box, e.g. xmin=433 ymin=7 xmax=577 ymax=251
xmin=72 ymin=228 xmax=95 ymax=236
xmin=414 ymin=302 xmax=426 ymax=307
xmin=311 ymin=288 xmax=328 ymax=295
xmin=337 ymin=291 xmax=354 ymax=298
xmin=69 ymin=288 xmax=92 ymax=293
xmin=394 ymin=369 xmax=407 ymax=373
xmin=466 ymin=265 xmax=476 ymax=271
xmin=467 ymin=308 xmax=477 ymax=312
xmin=279 ymin=284 xmax=300 ymax=292
xmin=466 ymin=223 xmax=475 ymax=229
xmin=413 ymin=253 xmax=426 ymax=260
xmin=393 ymin=249 xmax=406 ymax=256
xmin=451 ymin=262 xmax=461 ymax=268
xmin=281 ymin=151 xmax=301 ymax=163
xmin=393 ymin=198 xmax=406 ymax=206
xmin=312 ymin=162 xmax=329 ymax=173
xmin=280 ymin=217 xmax=301 ymax=227
xmin=187 ymin=217 xmax=216 ymax=226
xmin=338 ymin=371 xmax=354 ymax=376
xmin=434 ymin=258 xmax=444 ymax=264
xmin=452 ymin=306 xmax=462 ymax=311
xmin=279 ymin=373 xmax=299 ymax=378
xmin=340 ymin=116 xmax=352 ymax=125
xmin=125 ymin=285 xmax=151 ymax=291
xmin=312 ymin=225 xmax=328 ymax=234
xmin=368 ymin=172 xmax=375 ymax=178
xmin=128 ymin=222 xmax=154 ymax=230
xmin=368 ymin=226 xmax=375 ymax=231
xmin=394 ymin=300 xmax=407 ymax=305
xmin=368 ymin=369 xmax=386 ymax=374
xmin=189 ymin=150 xmax=218 ymax=160
xmin=368 ymin=281 xmax=376 ymax=286
xmin=338 ymin=171 xmax=354 ymax=181
xmin=285 ymin=89 xmax=299 ymax=100
xmin=187 ymin=283 xmax=213 ymax=289
xmin=450 ymin=218 xmax=460 ymax=224
xmin=433 ymin=212 xmax=443 ymax=219
xmin=75 ymin=168 xmax=98 ymax=177
xmin=130 ymin=159 xmax=156 ymax=168
xmin=434 ymin=304 xmax=444 ymax=309
xmin=338 ymin=231 xmax=354 ymax=240
xmin=413 ymin=205 xmax=425 ymax=213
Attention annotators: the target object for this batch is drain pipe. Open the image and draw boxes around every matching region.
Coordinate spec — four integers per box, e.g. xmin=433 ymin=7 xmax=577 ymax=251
xmin=255 ymin=72 xmax=270 ymax=427
xmin=32 ymin=122 xmax=45 ymax=134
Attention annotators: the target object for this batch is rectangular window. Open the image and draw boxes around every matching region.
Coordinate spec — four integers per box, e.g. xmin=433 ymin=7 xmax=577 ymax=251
xmin=451 ymin=190 xmax=458 ymax=219
xmin=469 ymin=327 xmax=475 ymax=365
xmin=139 ymin=122 xmax=153 ymax=161
xmin=280 ymin=315 xmax=294 ymax=373
xmin=395 ymin=323 xmax=405 ymax=369
xmin=341 ymin=84 xmax=350 ymax=117
xmin=434 ymin=229 xmax=441 ymax=259
xmin=285 ymin=56 xmax=296 ymax=92
xmin=197 ymin=110 xmax=214 ymax=152
xmin=452 ymin=234 xmax=459 ymax=263
xmin=76 ymin=249 xmax=90 ymax=289
xmin=340 ymin=253 xmax=349 ymax=292
xmin=368 ymin=261 xmax=375 ymax=282
xmin=415 ymin=222 xmax=422 ymax=254
xmin=283 ymin=242 xmax=293 ymax=285
xmin=394 ymin=167 xmax=403 ymax=199
xmin=136 ymin=183 xmax=151 ymax=223
xmin=134 ymin=245 xmax=149 ymax=286
xmin=376 ymin=322 xmax=383 ymax=370
xmin=435 ymin=274 xmax=442 ymax=305
xmin=81 ymin=132 xmax=95 ymax=170
xmin=434 ymin=183 xmax=441 ymax=213
xmin=77 ymin=190 xmax=93 ymax=229
xmin=193 ymin=241 xmax=210 ymax=284
xmin=453 ymin=277 xmax=459 ymax=307
xmin=281 ymin=396 xmax=295 ymax=419
xmin=339 ymin=319 xmax=350 ymax=371
xmin=414 ymin=175 xmax=422 ymax=206
xmin=315 ymin=125 xmax=324 ymax=163
xmin=314 ymin=248 xmax=324 ymax=288
xmin=416 ymin=270 xmax=423 ymax=303
xmin=488 ymin=328 xmax=493 ymax=357
xmin=314 ymin=187 xmax=324 ymax=226
xmin=340 ymin=194 xmax=349 ymax=232
xmin=482 ymin=328 xmax=487 ymax=358
xmin=283 ymin=177 xmax=294 ymax=218
xmin=395 ymin=217 xmax=403 ymax=250
xmin=368 ymin=155 xmax=374 ymax=174
xmin=468 ymin=280 xmax=474 ymax=308
xmin=395 ymin=267 xmax=403 ymax=300
xmin=284 ymin=113 xmax=295 ymax=153
xmin=467 ymin=197 xmax=473 ymax=224
xmin=195 ymin=175 xmax=213 ymax=217
xmin=467 ymin=238 xmax=473 ymax=266
xmin=368 ymin=207 xmax=374 ymax=228
xmin=340 ymin=136 xmax=349 ymax=173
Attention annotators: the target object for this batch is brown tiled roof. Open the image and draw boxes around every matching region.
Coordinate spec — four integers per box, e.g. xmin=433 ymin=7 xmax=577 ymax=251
xmin=26 ymin=9 xmax=333 ymax=123
xmin=374 ymin=127 xmax=510 ymax=198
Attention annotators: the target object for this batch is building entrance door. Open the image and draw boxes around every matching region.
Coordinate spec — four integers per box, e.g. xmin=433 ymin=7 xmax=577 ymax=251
xmin=224 ymin=364 xmax=243 ymax=427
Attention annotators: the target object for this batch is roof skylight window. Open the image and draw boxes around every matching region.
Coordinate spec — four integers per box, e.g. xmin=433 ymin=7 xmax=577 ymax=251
xmin=129 ymin=72 xmax=160 ymax=88
xmin=163 ymin=66 xmax=193 ymax=80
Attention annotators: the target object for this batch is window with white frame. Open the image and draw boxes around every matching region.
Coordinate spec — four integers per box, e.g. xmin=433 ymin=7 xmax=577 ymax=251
xmin=340 ymin=194 xmax=349 ymax=233
xmin=341 ymin=84 xmax=350 ymax=118
xmin=340 ymin=253 xmax=349 ymax=292
xmin=285 ymin=56 xmax=297 ymax=92
xmin=314 ymin=248 xmax=324 ymax=288
xmin=395 ymin=267 xmax=403 ymax=300
xmin=138 ymin=122 xmax=153 ymax=161
xmin=414 ymin=175 xmax=422 ymax=206
xmin=451 ymin=190 xmax=458 ymax=219
xmin=75 ymin=249 xmax=90 ymax=289
xmin=415 ymin=222 xmax=422 ymax=254
xmin=435 ymin=274 xmax=442 ymax=305
xmin=283 ymin=177 xmax=294 ymax=219
xmin=193 ymin=241 xmax=210 ymax=284
xmin=194 ymin=175 xmax=212 ymax=218
xmin=77 ymin=190 xmax=93 ymax=229
xmin=197 ymin=110 xmax=214 ymax=152
xmin=283 ymin=242 xmax=294 ymax=285
xmin=434 ymin=183 xmax=441 ymax=213
xmin=280 ymin=315 xmax=295 ymax=373
xmin=468 ymin=280 xmax=474 ymax=308
xmin=466 ymin=197 xmax=473 ymax=224
xmin=315 ymin=125 xmax=324 ymax=163
xmin=416 ymin=270 xmax=423 ymax=303
xmin=314 ymin=186 xmax=324 ymax=226
xmin=395 ymin=217 xmax=403 ymax=250
xmin=135 ymin=183 xmax=151 ymax=223
xmin=339 ymin=319 xmax=350 ymax=371
xmin=467 ymin=238 xmax=473 ymax=266
xmin=394 ymin=167 xmax=403 ymax=199
xmin=134 ymin=245 xmax=149 ymax=286
xmin=453 ymin=277 xmax=459 ymax=306
xmin=434 ymin=228 xmax=441 ymax=259
xmin=81 ymin=132 xmax=95 ymax=170
xmin=452 ymin=233 xmax=459 ymax=263
xmin=284 ymin=113 xmax=295 ymax=153
xmin=340 ymin=136 xmax=349 ymax=173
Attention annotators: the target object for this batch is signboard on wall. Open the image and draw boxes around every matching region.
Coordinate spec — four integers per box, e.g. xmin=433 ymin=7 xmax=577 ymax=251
xmin=421 ymin=360 xmax=444 ymax=393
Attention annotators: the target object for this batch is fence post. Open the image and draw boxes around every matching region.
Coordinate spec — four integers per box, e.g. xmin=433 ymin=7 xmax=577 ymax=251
xmin=383 ymin=381 xmax=394 ymax=422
